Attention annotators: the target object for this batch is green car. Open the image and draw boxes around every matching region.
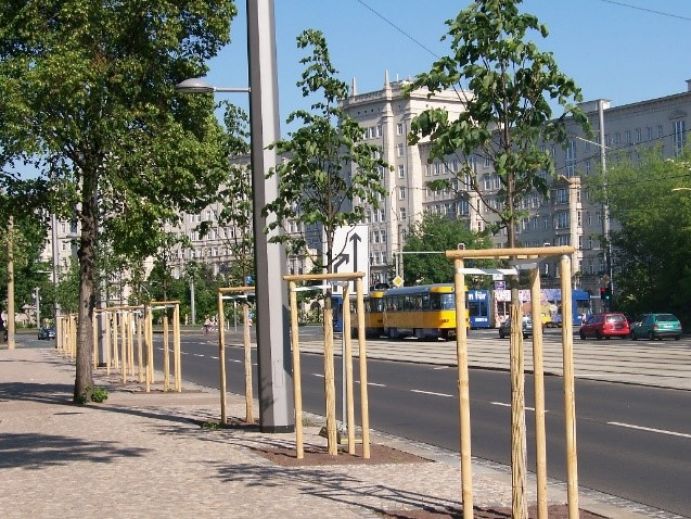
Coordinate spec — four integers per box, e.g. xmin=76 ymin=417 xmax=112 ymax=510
xmin=630 ymin=313 xmax=682 ymax=341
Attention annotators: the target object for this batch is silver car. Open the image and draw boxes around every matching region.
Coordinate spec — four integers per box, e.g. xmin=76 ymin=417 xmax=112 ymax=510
xmin=498 ymin=316 xmax=533 ymax=339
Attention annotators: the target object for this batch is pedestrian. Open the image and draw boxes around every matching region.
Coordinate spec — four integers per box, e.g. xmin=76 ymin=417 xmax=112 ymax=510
xmin=203 ymin=316 xmax=211 ymax=335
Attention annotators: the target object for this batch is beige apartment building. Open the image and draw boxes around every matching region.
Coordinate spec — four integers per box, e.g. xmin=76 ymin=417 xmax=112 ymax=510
xmin=344 ymin=76 xmax=691 ymax=305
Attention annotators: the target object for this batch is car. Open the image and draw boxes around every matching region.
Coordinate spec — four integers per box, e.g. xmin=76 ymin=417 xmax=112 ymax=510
xmin=38 ymin=327 xmax=56 ymax=340
xmin=579 ymin=313 xmax=630 ymax=340
xmin=498 ymin=315 xmax=533 ymax=339
xmin=630 ymin=313 xmax=682 ymax=341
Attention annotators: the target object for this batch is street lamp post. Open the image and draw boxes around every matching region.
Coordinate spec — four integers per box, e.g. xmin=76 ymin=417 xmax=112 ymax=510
xmin=176 ymin=0 xmax=293 ymax=432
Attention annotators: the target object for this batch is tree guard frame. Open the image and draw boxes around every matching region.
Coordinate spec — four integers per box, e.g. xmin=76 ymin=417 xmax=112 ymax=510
xmin=445 ymin=245 xmax=579 ymax=519
xmin=283 ymin=272 xmax=370 ymax=460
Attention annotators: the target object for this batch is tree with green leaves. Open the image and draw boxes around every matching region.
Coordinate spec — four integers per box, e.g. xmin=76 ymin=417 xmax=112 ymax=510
xmin=264 ymin=29 xmax=388 ymax=272
xmin=589 ymin=148 xmax=691 ymax=326
xmin=263 ymin=29 xmax=387 ymax=455
xmin=0 ymin=1 xmax=236 ymax=402
xmin=403 ymin=214 xmax=493 ymax=285
xmin=407 ymin=1 xmax=588 ymax=513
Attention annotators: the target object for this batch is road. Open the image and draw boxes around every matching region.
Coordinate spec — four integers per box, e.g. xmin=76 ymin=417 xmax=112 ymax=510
xmin=25 ymin=328 xmax=691 ymax=516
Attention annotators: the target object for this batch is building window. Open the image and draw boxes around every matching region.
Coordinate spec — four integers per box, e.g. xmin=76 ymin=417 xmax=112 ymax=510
xmin=396 ymin=143 xmax=404 ymax=157
xmin=674 ymin=120 xmax=686 ymax=156
xmin=625 ymin=130 xmax=631 ymax=144
xmin=396 ymin=123 xmax=403 ymax=135
xmin=556 ymin=188 xmax=568 ymax=204
xmin=646 ymin=127 xmax=653 ymax=141
xmin=657 ymin=125 xmax=664 ymax=138
xmin=398 ymin=187 xmax=406 ymax=200
xmin=397 ymin=164 xmax=405 ymax=178
xmin=635 ymin=128 xmax=641 ymax=143
xmin=565 ymin=139 xmax=576 ymax=176
xmin=484 ymin=155 xmax=490 ymax=167
xmin=584 ymin=159 xmax=591 ymax=175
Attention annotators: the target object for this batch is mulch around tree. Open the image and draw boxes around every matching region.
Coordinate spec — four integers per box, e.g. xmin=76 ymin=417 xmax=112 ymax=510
xmin=252 ymin=442 xmax=433 ymax=467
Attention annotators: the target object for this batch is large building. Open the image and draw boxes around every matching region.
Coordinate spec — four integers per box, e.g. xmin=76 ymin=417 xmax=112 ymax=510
xmin=344 ymin=76 xmax=691 ymax=307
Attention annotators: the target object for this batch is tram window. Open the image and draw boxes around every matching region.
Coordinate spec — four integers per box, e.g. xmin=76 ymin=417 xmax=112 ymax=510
xmin=421 ymin=294 xmax=430 ymax=310
xmin=439 ymin=293 xmax=455 ymax=309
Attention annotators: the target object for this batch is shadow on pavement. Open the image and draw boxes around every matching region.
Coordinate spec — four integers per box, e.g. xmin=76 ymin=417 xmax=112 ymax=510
xmin=0 ymin=432 xmax=150 ymax=470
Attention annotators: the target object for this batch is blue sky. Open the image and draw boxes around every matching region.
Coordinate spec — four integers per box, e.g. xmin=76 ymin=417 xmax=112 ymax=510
xmin=205 ymin=0 xmax=691 ymax=126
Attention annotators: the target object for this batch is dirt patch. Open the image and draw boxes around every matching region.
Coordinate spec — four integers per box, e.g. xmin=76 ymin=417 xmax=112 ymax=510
xmin=252 ymin=442 xmax=433 ymax=467
xmin=381 ymin=504 xmax=608 ymax=518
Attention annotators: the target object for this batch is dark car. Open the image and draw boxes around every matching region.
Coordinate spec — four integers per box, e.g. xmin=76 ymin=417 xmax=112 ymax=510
xmin=38 ymin=327 xmax=56 ymax=340
xmin=630 ymin=313 xmax=682 ymax=341
xmin=579 ymin=313 xmax=630 ymax=340
xmin=498 ymin=316 xmax=533 ymax=339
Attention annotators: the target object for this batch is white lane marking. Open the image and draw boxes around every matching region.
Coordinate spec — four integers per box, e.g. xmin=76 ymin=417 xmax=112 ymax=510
xmin=313 ymin=373 xmax=325 ymax=378
xmin=491 ymin=401 xmax=539 ymax=412
xmin=355 ymin=381 xmax=386 ymax=387
xmin=433 ymin=366 xmax=449 ymax=370
xmin=607 ymin=421 xmax=691 ymax=439
xmin=411 ymin=389 xmax=453 ymax=398
xmin=230 ymin=359 xmax=241 ymax=364
xmin=194 ymin=354 xmax=205 ymax=358
xmin=210 ymin=356 xmax=219 ymax=360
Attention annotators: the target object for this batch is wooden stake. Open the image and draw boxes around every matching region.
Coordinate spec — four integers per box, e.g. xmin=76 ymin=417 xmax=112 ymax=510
xmin=510 ymin=291 xmax=528 ymax=519
xmin=105 ymin=312 xmax=111 ymax=375
xmin=128 ymin=312 xmax=134 ymax=377
xmin=137 ymin=313 xmax=143 ymax=383
xmin=342 ymin=284 xmax=356 ymax=454
xmin=92 ymin=312 xmax=98 ymax=368
xmin=112 ymin=314 xmax=119 ymax=369
xmin=120 ymin=312 xmax=127 ymax=383
xmin=163 ymin=314 xmax=170 ymax=392
xmin=289 ymin=282 xmax=304 ymax=459
xmin=530 ymin=269 xmax=548 ymax=519
xmin=453 ymin=259 xmax=473 ymax=519
xmin=174 ymin=304 xmax=181 ymax=392
xmin=355 ymin=278 xmax=370 ymax=459
xmin=560 ymin=255 xmax=579 ymax=518
xmin=243 ymin=303 xmax=254 ymax=424
xmin=145 ymin=306 xmax=153 ymax=392
xmin=217 ymin=292 xmax=228 ymax=424
xmin=323 ymin=297 xmax=337 ymax=455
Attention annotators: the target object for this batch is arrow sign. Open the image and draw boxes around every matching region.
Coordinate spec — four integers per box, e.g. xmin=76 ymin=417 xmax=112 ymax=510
xmin=332 ymin=225 xmax=369 ymax=295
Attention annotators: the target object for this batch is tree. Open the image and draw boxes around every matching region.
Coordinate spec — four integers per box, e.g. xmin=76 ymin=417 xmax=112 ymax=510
xmin=588 ymin=148 xmax=691 ymax=327
xmin=263 ymin=29 xmax=387 ymax=455
xmin=406 ymin=1 xmax=588 ymax=514
xmin=0 ymin=1 xmax=236 ymax=402
xmin=403 ymin=214 xmax=493 ymax=284
xmin=264 ymin=29 xmax=387 ymax=271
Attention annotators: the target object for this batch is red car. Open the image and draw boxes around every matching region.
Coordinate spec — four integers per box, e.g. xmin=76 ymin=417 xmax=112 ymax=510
xmin=579 ymin=313 xmax=630 ymax=340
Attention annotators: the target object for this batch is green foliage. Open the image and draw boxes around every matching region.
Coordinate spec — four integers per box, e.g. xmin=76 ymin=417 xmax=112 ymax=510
xmin=403 ymin=214 xmax=493 ymax=284
xmin=215 ymin=103 xmax=254 ymax=285
xmin=407 ymin=0 xmax=588 ymax=246
xmin=263 ymin=29 xmax=388 ymax=269
xmin=0 ymin=1 xmax=237 ymax=394
xmin=587 ymin=148 xmax=691 ymax=326
xmin=75 ymin=386 xmax=108 ymax=405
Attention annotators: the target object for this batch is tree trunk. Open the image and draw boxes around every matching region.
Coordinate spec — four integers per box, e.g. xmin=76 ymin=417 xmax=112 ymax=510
xmin=74 ymin=168 xmax=98 ymax=403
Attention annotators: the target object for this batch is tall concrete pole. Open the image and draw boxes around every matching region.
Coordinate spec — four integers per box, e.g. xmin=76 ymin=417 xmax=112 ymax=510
xmin=598 ymin=100 xmax=614 ymax=309
xmin=246 ymin=0 xmax=293 ymax=432
xmin=7 ymin=216 xmax=16 ymax=349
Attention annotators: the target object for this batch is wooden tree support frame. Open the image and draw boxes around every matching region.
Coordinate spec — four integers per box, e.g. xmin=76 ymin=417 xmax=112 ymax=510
xmin=147 ymin=301 xmax=182 ymax=393
xmin=283 ymin=272 xmax=370 ymax=460
xmin=94 ymin=305 xmax=145 ymax=386
xmin=216 ymin=286 xmax=256 ymax=425
xmin=444 ymin=245 xmax=579 ymax=519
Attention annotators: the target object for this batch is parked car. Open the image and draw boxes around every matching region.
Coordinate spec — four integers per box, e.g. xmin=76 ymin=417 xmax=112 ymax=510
xmin=630 ymin=313 xmax=682 ymax=341
xmin=498 ymin=315 xmax=533 ymax=339
xmin=38 ymin=327 xmax=56 ymax=340
xmin=579 ymin=313 xmax=630 ymax=340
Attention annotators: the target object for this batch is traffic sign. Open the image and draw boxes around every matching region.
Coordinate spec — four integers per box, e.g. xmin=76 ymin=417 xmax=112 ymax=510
xmin=392 ymin=275 xmax=403 ymax=288
xmin=332 ymin=224 xmax=369 ymax=294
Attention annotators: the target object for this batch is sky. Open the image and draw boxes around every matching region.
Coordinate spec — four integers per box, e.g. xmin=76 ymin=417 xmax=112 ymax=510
xmin=204 ymin=0 xmax=691 ymax=128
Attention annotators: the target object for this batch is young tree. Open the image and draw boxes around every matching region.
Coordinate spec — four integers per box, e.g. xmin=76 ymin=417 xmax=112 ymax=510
xmin=403 ymin=214 xmax=493 ymax=284
xmin=263 ymin=29 xmax=388 ymax=454
xmin=264 ymin=29 xmax=388 ymax=272
xmin=0 ymin=1 xmax=236 ymax=402
xmin=407 ymin=1 xmax=588 ymax=513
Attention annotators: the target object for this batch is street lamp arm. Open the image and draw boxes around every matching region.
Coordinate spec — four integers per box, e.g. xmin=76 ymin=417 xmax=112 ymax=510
xmin=175 ymin=77 xmax=250 ymax=94
xmin=672 ymin=187 xmax=691 ymax=192
xmin=575 ymin=136 xmax=612 ymax=150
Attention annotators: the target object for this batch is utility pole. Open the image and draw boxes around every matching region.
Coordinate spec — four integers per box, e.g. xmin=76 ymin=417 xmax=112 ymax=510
xmin=7 ymin=216 xmax=15 ymax=349
xmin=51 ymin=210 xmax=61 ymax=349
xmin=598 ymin=100 xmax=614 ymax=310
xmin=35 ymin=288 xmax=41 ymax=329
